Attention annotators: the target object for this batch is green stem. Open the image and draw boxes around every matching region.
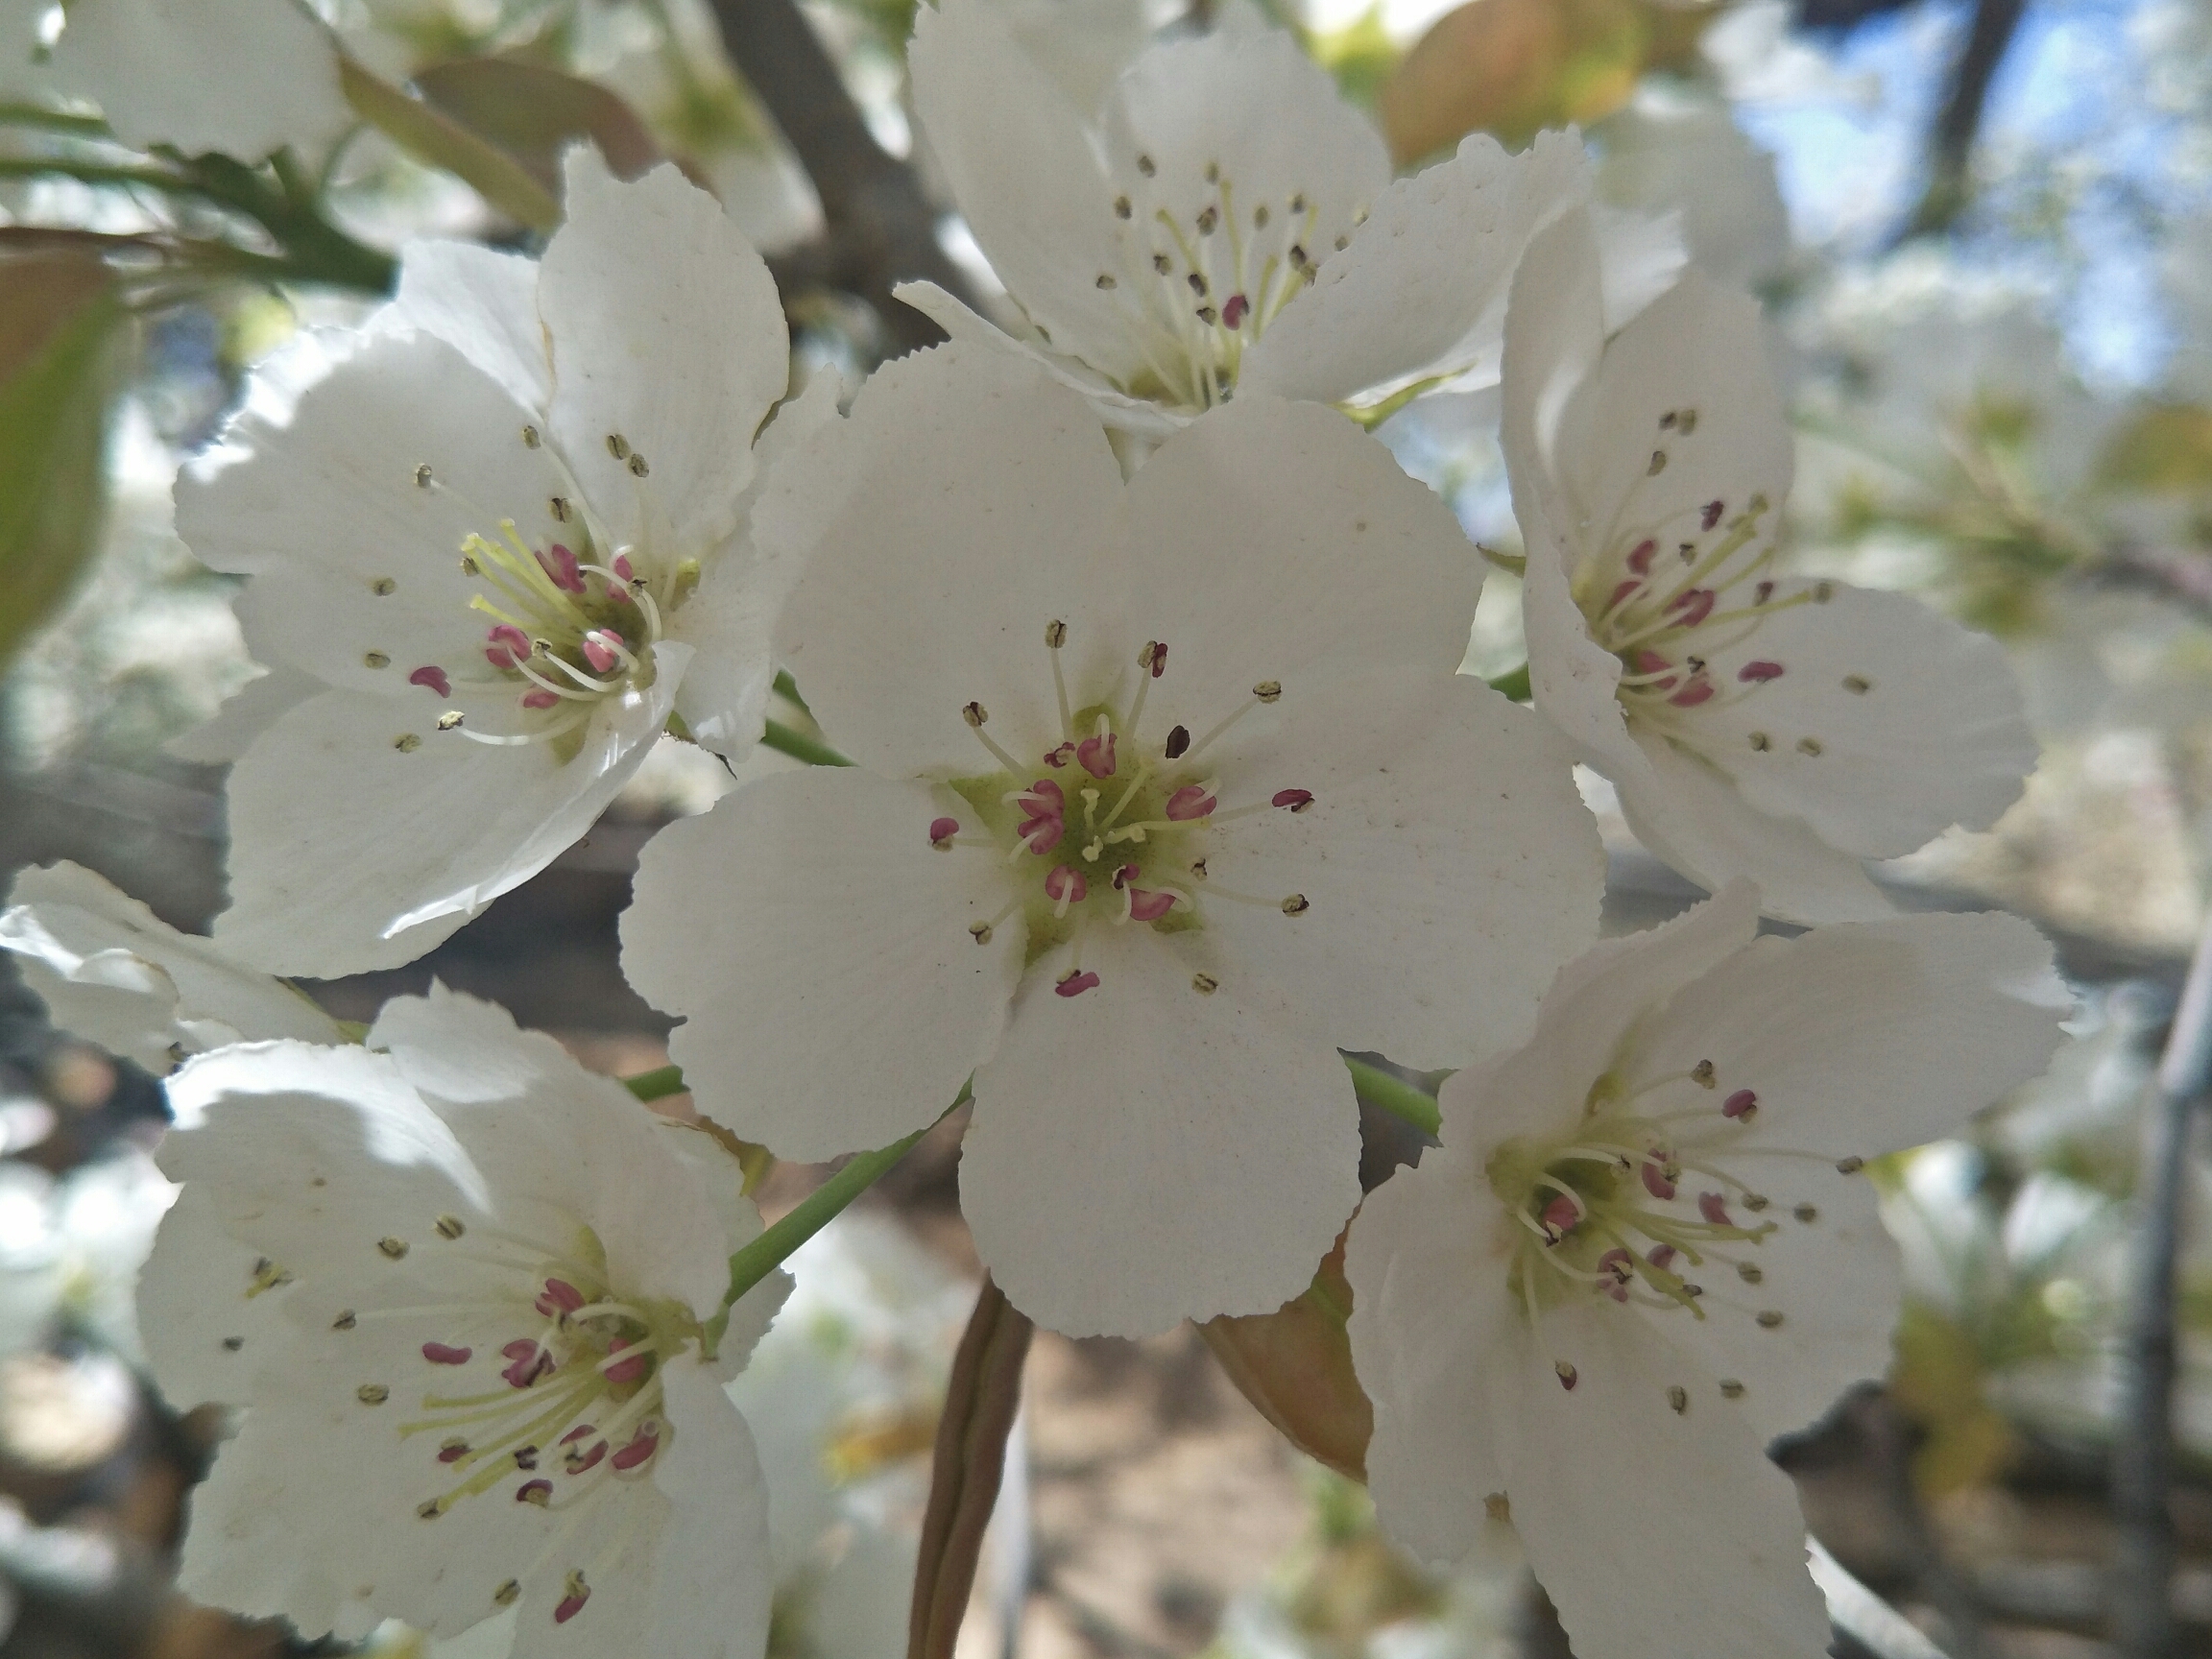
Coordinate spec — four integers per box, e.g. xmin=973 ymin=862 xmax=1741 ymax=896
xmin=772 ymin=667 xmax=809 ymax=714
xmin=761 ymin=717 xmax=852 ymax=768
xmin=724 ymin=1083 xmax=971 ymax=1308
xmin=623 ymin=1065 xmax=687 ymax=1103
xmin=1344 ymin=1055 xmax=1442 ymax=1138
xmin=0 ymin=104 xmax=112 ymax=138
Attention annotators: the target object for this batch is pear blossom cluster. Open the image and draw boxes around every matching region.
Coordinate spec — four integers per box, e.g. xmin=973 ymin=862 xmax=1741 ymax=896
xmin=0 ymin=10 xmax=2083 ymax=1659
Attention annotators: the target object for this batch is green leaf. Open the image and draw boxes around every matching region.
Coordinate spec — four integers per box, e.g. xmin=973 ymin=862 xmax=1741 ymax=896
xmin=0 ymin=252 xmax=130 ymax=676
xmin=338 ymin=57 xmax=560 ymax=231
xmin=412 ymin=59 xmax=665 ymax=197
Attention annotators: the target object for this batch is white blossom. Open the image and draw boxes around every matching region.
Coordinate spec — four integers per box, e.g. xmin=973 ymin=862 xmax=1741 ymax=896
xmin=900 ymin=0 xmax=1671 ymax=439
xmin=178 ymin=149 xmax=822 ymax=975
xmin=39 ymin=0 xmax=354 ymax=160
xmin=1504 ymin=208 xmax=2038 ymax=922
xmin=620 ymin=344 xmax=1603 ymax=1338
xmin=1345 ymin=881 xmax=2067 ymax=1659
xmin=0 ymin=861 xmax=341 ymax=1076
xmin=141 ymin=986 xmax=787 ymax=1659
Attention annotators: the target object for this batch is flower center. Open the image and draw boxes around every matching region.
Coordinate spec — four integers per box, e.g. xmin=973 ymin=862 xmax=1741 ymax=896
xmin=930 ymin=623 xmax=1316 ymax=998
xmin=349 ymin=1220 xmax=701 ymax=1622
xmin=383 ymin=434 xmax=694 ymax=763
xmin=1089 ymin=156 xmax=1360 ymax=412
xmin=1486 ymin=1059 xmax=1778 ymax=1325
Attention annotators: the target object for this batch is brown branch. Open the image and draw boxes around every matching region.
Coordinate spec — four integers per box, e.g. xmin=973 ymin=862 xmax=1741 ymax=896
xmin=2112 ymin=907 xmax=2212 ymax=1658
xmin=1899 ymin=0 xmax=2028 ymax=239
xmin=706 ymin=0 xmax=983 ymax=352
xmin=909 ymin=1274 xmax=1033 ymax=1659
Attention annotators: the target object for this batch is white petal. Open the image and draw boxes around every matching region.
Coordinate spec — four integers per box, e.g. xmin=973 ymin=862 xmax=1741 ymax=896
xmin=961 ymin=922 xmax=1361 ymax=1336
xmin=1638 ymin=1174 xmax=1901 ymax=1446
xmin=47 ymin=0 xmax=350 ymax=158
xmin=770 ymin=344 xmax=1131 ymax=777
xmin=1644 ymin=910 xmax=2069 ymax=1166
xmin=1098 ymin=29 xmax=1388 ymax=286
xmin=636 ymin=1359 xmax=775 ymax=1659
xmin=215 ymin=657 xmax=681 ymax=977
xmin=179 ymin=330 xmax=575 ymax=698
xmin=1507 ymin=1300 xmax=1832 ymax=1659
xmin=1555 ymin=270 xmax=1793 ymax=575
xmin=1591 ymin=203 xmax=1688 ymax=333
xmin=1433 ymin=880 xmax=1762 ymax=1163
xmin=1616 ymin=731 xmax=1895 ymax=924
xmin=669 ymin=371 xmax=846 ymax=758
xmin=619 ymin=769 xmax=1022 ymax=1162
xmin=910 ymin=0 xmax=1147 ymax=387
xmin=164 ymin=662 xmax=321 ymax=764
xmin=0 ymin=861 xmax=340 ymax=1073
xmin=137 ymin=1181 xmax=280 ymax=1410
xmin=1240 ymin=130 xmax=1588 ymax=406
xmin=1124 ymin=395 xmax=1481 ymax=720
xmin=1504 ymin=210 xmax=1650 ymax=782
xmin=540 ymin=150 xmax=788 ymax=552
xmin=1201 ymin=671 xmax=1602 ymax=1069
xmin=1344 ymin=1137 xmax=1516 ymax=1565
xmin=383 ymin=241 xmax=550 ymax=412
xmin=1680 ymin=582 xmax=2035 ymax=857
xmin=891 ymin=280 xmax=1190 ymax=440
xmin=370 ymin=988 xmax=745 ymax=1316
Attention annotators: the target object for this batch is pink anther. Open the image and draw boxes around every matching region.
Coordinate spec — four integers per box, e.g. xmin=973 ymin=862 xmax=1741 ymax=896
xmin=581 ymin=630 xmax=624 ymax=674
xmin=1055 ymin=970 xmax=1101 ymax=998
xmin=1753 ymin=580 xmax=1775 ymax=605
xmin=517 ymin=1479 xmax=553 ymax=1505
xmin=1668 ymin=678 xmax=1716 ymax=708
xmin=1077 ymin=731 xmax=1118 ymax=779
xmin=555 ymin=1584 xmax=590 ymax=1623
xmin=1697 ymin=1192 xmax=1733 ymax=1227
xmin=1221 ymin=294 xmax=1250 ymax=328
xmin=1641 ymin=1159 xmax=1676 ymax=1201
xmin=438 ymin=1440 xmax=470 ymax=1463
xmin=1016 ymin=779 xmax=1066 ymax=855
xmin=602 ymin=1337 xmax=650 ymax=1385
xmin=1607 ymin=579 xmax=1643 ymax=612
xmin=1540 ymin=1193 xmax=1580 ymax=1238
xmin=538 ymin=542 xmax=584 ymax=593
xmin=1647 ymin=1243 xmax=1677 ymax=1270
xmin=1667 ymin=589 xmax=1717 ymax=628
xmin=929 ymin=816 xmax=960 ymax=848
xmin=1737 ymin=661 xmax=1785 ymax=683
xmin=1627 ymin=539 xmax=1656 ymax=575
xmin=1147 ymin=641 xmax=1169 ymax=678
xmin=1632 ymin=649 xmax=1677 ymax=692
xmin=536 ymin=1278 xmax=586 ymax=1316
xmin=485 ymin=623 xmax=532 ymax=669
xmin=521 ymin=688 xmax=562 ymax=709
xmin=1044 ymin=742 xmax=1074 ymax=767
xmin=1271 ymin=788 xmax=1314 ymax=811
xmin=1044 ymin=865 xmax=1087 ymax=904
xmin=612 ymin=553 xmax=635 ymax=582
xmin=1701 ymin=499 xmax=1725 ymax=532
xmin=1112 ymin=863 xmax=1141 ymax=889
xmin=421 ymin=1341 xmax=472 ymax=1365
xmin=611 ymin=1429 xmax=660 ymax=1471
xmin=408 ymin=665 xmax=451 ymax=697
xmin=501 ymin=1339 xmax=553 ymax=1388
xmin=1721 ymin=1089 xmax=1758 ymax=1120
xmin=1596 ymin=1247 xmax=1634 ymax=1283
xmin=1165 ymin=784 xmax=1216 ymax=821
xmin=562 ymin=1424 xmax=606 ymax=1473
xmin=1127 ymin=888 xmax=1177 ymax=923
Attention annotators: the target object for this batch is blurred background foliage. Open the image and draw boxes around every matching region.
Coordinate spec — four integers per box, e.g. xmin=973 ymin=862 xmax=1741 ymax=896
xmin=5 ymin=0 xmax=2212 ymax=1655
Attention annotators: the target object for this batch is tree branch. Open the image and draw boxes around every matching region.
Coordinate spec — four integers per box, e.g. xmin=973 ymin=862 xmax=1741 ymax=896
xmin=909 ymin=1275 xmax=1033 ymax=1659
xmin=2112 ymin=905 xmax=2212 ymax=1658
xmin=705 ymin=0 xmax=983 ymax=351
xmin=1899 ymin=0 xmax=2028 ymax=239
